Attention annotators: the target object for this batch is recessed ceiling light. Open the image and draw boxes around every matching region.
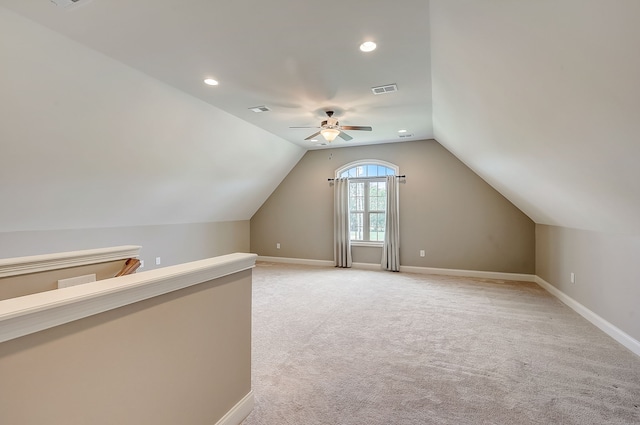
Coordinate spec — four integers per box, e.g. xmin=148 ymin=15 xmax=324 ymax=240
xmin=398 ymin=129 xmax=408 ymax=133
xmin=310 ymin=139 xmax=318 ymax=142
xmin=359 ymin=41 xmax=377 ymax=52
xmin=204 ymin=78 xmax=219 ymax=86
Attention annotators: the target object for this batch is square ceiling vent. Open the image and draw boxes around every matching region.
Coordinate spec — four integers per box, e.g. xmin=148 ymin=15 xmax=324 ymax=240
xmin=248 ymin=106 xmax=271 ymax=113
xmin=371 ymin=84 xmax=398 ymax=95
xmin=50 ymin=0 xmax=85 ymax=7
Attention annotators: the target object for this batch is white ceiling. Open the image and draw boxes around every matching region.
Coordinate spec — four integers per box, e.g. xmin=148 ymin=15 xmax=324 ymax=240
xmin=0 ymin=0 xmax=433 ymax=149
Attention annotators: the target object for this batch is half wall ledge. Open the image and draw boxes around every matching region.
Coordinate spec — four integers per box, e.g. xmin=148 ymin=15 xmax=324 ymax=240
xmin=0 ymin=252 xmax=257 ymax=343
xmin=0 ymin=245 xmax=142 ymax=278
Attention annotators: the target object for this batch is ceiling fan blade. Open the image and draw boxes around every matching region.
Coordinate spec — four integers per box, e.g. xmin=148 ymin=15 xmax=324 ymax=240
xmin=338 ymin=131 xmax=353 ymax=141
xmin=340 ymin=126 xmax=372 ymax=131
xmin=304 ymin=131 xmax=322 ymax=140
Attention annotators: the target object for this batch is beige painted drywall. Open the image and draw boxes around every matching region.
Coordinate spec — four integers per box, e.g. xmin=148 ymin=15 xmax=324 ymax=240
xmin=251 ymin=140 xmax=535 ymax=273
xmin=536 ymin=224 xmax=640 ymax=343
xmin=0 ymin=220 xmax=250 ymax=271
xmin=0 ymin=259 xmax=127 ymax=301
xmin=0 ymin=269 xmax=252 ymax=425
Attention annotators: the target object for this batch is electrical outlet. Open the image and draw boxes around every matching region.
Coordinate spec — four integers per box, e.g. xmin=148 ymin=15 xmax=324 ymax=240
xmin=155 ymin=257 xmax=161 ymax=265
xmin=276 ymin=243 xmax=281 ymax=249
xmin=570 ymin=272 xmax=575 ymax=284
xmin=419 ymin=250 xmax=425 ymax=257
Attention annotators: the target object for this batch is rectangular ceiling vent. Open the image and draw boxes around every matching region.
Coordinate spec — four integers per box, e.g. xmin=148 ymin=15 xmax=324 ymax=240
xmin=398 ymin=133 xmax=413 ymax=138
xmin=50 ymin=0 xmax=84 ymax=7
xmin=248 ymin=105 xmax=271 ymax=113
xmin=371 ymin=84 xmax=398 ymax=95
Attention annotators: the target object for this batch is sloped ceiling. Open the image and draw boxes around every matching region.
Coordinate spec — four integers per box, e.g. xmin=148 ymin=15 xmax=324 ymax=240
xmin=430 ymin=0 xmax=640 ymax=235
xmin=0 ymin=6 xmax=305 ymax=232
xmin=1 ymin=1 xmax=639 ymax=237
xmin=0 ymin=0 xmax=433 ymax=149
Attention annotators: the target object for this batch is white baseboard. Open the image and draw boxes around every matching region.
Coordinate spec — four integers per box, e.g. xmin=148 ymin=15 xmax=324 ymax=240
xmin=352 ymin=262 xmax=384 ymax=271
xmin=257 ymin=256 xmax=333 ymax=267
xmin=258 ymin=256 xmax=381 ymax=271
xmin=535 ymin=276 xmax=640 ymax=357
xmin=399 ymin=265 xmax=535 ymax=282
xmin=214 ymin=390 xmax=254 ymax=425
xmin=256 ymin=256 xmax=534 ymax=282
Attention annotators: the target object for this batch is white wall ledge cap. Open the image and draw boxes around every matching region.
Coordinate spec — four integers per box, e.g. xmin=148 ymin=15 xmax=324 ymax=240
xmin=0 ymin=245 xmax=142 ymax=278
xmin=0 ymin=252 xmax=257 ymax=344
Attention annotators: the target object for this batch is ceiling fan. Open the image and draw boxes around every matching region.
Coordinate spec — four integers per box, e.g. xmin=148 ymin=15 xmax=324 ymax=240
xmin=290 ymin=111 xmax=372 ymax=142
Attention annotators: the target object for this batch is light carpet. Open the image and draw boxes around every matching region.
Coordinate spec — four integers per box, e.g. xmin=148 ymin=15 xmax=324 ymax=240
xmin=241 ymin=263 xmax=640 ymax=425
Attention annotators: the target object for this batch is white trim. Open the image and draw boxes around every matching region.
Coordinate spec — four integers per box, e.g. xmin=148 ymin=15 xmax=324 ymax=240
xmin=257 ymin=256 xmax=334 ymax=267
xmin=351 ymin=241 xmax=384 ymax=248
xmin=399 ymin=265 xmax=536 ymax=282
xmin=256 ymin=256 xmax=534 ymax=281
xmin=0 ymin=252 xmax=256 ymax=344
xmin=0 ymin=245 xmax=141 ymax=278
xmin=214 ymin=390 xmax=254 ymax=425
xmin=352 ymin=262 xmax=382 ymax=271
xmin=535 ymin=276 xmax=640 ymax=357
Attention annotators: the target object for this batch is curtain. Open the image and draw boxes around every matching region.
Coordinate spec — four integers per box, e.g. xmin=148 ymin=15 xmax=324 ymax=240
xmin=382 ymin=175 xmax=400 ymax=271
xmin=334 ymin=177 xmax=352 ymax=268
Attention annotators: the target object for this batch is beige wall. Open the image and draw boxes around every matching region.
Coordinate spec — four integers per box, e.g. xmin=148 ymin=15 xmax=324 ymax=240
xmin=0 ymin=260 xmax=127 ymax=301
xmin=536 ymin=224 xmax=640 ymax=342
xmin=0 ymin=269 xmax=252 ymax=425
xmin=0 ymin=220 xmax=250 ymax=271
xmin=251 ymin=140 xmax=535 ymax=273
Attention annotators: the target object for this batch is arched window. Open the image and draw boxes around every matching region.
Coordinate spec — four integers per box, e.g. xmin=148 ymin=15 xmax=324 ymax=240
xmin=336 ymin=160 xmax=399 ymax=244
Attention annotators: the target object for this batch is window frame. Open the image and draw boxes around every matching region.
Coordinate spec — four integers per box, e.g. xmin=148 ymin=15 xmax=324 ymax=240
xmin=335 ymin=160 xmax=399 ymax=247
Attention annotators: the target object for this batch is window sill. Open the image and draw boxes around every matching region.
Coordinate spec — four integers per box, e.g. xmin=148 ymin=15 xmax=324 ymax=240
xmin=350 ymin=241 xmax=383 ymax=248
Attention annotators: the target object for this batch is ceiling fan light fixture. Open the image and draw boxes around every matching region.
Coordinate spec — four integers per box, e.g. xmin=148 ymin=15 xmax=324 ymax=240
xmin=320 ymin=128 xmax=340 ymax=142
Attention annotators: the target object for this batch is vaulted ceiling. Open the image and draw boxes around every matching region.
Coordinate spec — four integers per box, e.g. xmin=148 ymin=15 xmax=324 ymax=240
xmin=1 ymin=0 xmax=638 ymax=236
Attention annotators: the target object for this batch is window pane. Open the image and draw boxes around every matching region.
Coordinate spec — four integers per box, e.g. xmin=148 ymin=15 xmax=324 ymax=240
xmin=368 ymin=181 xmax=386 ymax=212
xmin=350 ymin=182 xmax=365 ymax=213
xmin=349 ymin=182 xmax=357 ymax=197
xmin=369 ymin=196 xmax=378 ymax=211
xmin=386 ymin=167 xmax=395 ymax=175
xmin=367 ymin=164 xmax=377 ymax=176
xmin=378 ymin=192 xmax=386 ymax=211
xmin=369 ymin=212 xmax=386 ymax=241
xmin=350 ymin=213 xmax=363 ymax=240
xmin=348 ymin=167 xmax=357 ymax=177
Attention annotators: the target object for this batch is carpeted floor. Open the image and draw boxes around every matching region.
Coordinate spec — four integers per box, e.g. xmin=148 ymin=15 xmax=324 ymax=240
xmin=242 ymin=263 xmax=640 ymax=425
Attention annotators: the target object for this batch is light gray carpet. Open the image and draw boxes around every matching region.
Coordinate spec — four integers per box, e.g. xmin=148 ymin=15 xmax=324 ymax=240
xmin=242 ymin=263 xmax=640 ymax=425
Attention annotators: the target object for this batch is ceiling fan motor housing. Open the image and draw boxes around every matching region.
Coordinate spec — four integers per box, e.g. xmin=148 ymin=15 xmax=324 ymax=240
xmin=322 ymin=118 xmax=339 ymax=128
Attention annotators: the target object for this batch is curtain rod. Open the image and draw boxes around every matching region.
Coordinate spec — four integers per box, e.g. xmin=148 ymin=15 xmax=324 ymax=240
xmin=327 ymin=175 xmax=406 ymax=182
